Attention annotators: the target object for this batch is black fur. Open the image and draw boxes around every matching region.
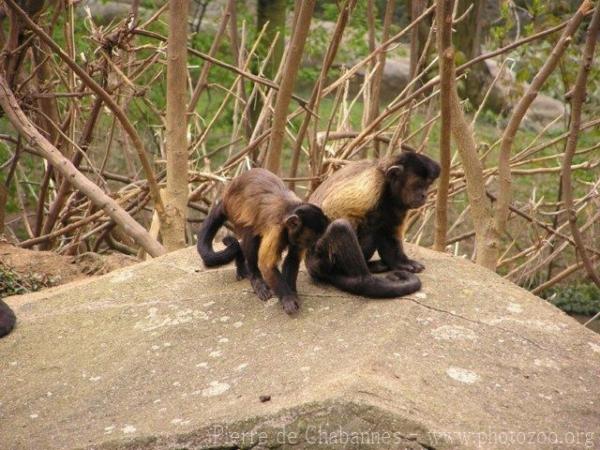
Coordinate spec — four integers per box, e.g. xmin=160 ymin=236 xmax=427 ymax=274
xmin=197 ymin=201 xmax=242 ymax=267
xmin=396 ymin=151 xmax=441 ymax=181
xmin=359 ymin=152 xmax=440 ymax=273
xmin=283 ymin=203 xmax=329 ymax=250
xmin=305 ymin=219 xmax=421 ymax=298
xmin=0 ymin=299 xmax=16 ymax=338
xmin=237 ymin=231 xmax=272 ymax=301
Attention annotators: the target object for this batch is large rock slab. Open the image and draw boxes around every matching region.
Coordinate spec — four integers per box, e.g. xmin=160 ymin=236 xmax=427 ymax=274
xmin=1 ymin=246 xmax=599 ymax=449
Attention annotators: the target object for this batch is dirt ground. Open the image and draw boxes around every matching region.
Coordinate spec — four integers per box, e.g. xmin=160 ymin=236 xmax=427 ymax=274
xmin=0 ymin=238 xmax=138 ymax=296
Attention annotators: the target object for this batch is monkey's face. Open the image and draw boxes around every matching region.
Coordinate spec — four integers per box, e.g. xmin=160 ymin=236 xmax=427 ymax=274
xmin=290 ymin=226 xmax=324 ymax=249
xmin=386 ymin=169 xmax=435 ymax=209
xmin=285 ymin=204 xmax=329 ymax=249
xmin=386 ymin=153 xmax=440 ymax=209
xmin=401 ymin=174 xmax=435 ymax=209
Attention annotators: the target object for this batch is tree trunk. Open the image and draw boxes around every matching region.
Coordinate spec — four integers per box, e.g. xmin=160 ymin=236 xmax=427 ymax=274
xmin=409 ymin=0 xmax=430 ymax=80
xmin=559 ymin=4 xmax=600 ymax=288
xmin=256 ymin=0 xmax=286 ymax=80
xmin=364 ymin=0 xmax=395 ymax=156
xmin=251 ymin=0 xmax=287 ymax=130
xmin=433 ymin=0 xmax=453 ymax=251
xmin=162 ymin=0 xmax=190 ymax=251
xmin=454 ymin=0 xmax=504 ymax=112
xmin=436 ymin=0 xmax=497 ymax=270
xmin=265 ymin=0 xmax=316 ymax=175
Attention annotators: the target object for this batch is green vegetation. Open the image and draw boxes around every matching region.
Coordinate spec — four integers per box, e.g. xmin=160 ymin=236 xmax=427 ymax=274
xmin=544 ymin=283 xmax=600 ymax=315
xmin=0 ymin=261 xmax=52 ymax=297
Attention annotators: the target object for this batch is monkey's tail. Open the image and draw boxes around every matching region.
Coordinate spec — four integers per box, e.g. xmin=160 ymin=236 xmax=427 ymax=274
xmin=323 ymin=271 xmax=422 ymax=298
xmin=0 ymin=298 xmax=16 ymax=338
xmin=197 ymin=201 xmax=241 ymax=267
xmin=360 ymin=271 xmax=422 ymax=298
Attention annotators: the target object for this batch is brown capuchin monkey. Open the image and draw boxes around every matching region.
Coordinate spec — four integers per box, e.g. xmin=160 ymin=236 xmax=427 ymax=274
xmin=197 ymin=168 xmax=329 ymax=314
xmin=307 ymin=150 xmax=440 ymax=292
xmin=0 ymin=299 xmax=16 ymax=338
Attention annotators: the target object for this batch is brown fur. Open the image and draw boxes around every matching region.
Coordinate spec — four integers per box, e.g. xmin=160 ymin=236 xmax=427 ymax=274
xmin=223 ymin=168 xmax=300 ymax=236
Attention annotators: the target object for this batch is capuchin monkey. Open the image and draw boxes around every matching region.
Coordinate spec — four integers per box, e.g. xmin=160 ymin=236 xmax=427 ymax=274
xmin=308 ymin=150 xmax=440 ymax=286
xmin=0 ymin=299 xmax=16 ymax=338
xmin=197 ymin=168 xmax=329 ymax=314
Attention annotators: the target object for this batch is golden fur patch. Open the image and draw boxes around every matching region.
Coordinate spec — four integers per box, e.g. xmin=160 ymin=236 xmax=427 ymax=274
xmin=258 ymin=226 xmax=284 ymax=288
xmin=312 ymin=163 xmax=384 ymax=227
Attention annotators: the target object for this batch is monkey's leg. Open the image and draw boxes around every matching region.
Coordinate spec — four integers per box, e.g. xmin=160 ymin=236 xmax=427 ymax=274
xmin=282 ymin=245 xmax=301 ymax=293
xmin=240 ymin=233 xmax=273 ymax=301
xmin=261 ymin=265 xmax=299 ymax=315
xmin=321 ymin=220 xmax=371 ymax=277
xmin=358 ymin=228 xmax=390 ymax=273
xmin=222 ymin=235 xmax=247 ymax=280
xmin=308 ymin=220 xmax=421 ymax=298
xmin=358 ymin=232 xmax=377 ymax=262
xmin=377 ymin=235 xmax=425 ymax=273
xmin=258 ymin=231 xmax=299 ymax=315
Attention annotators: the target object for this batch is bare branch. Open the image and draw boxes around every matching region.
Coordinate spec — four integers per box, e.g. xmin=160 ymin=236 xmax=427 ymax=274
xmin=0 ymin=74 xmax=166 ymax=257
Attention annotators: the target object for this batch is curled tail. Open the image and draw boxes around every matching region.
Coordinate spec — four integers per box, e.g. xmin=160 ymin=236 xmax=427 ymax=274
xmin=0 ymin=298 xmax=16 ymax=338
xmin=355 ymin=271 xmax=421 ymax=298
xmin=197 ymin=201 xmax=241 ymax=267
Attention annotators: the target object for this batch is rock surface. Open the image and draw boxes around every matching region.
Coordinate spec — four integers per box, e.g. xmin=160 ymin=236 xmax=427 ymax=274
xmin=1 ymin=246 xmax=599 ymax=450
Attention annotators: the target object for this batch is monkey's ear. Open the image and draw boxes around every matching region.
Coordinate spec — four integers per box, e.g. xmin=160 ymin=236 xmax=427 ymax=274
xmin=386 ymin=165 xmax=404 ymax=178
xmin=284 ymin=214 xmax=301 ymax=231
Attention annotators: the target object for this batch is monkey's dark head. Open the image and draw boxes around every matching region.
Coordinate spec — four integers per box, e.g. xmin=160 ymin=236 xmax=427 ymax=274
xmin=284 ymin=204 xmax=329 ymax=248
xmin=383 ymin=152 xmax=440 ymax=209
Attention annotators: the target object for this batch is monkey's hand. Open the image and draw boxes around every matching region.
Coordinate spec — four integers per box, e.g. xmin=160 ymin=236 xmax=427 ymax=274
xmin=394 ymin=259 xmax=425 ymax=273
xmin=281 ymin=295 xmax=300 ymax=315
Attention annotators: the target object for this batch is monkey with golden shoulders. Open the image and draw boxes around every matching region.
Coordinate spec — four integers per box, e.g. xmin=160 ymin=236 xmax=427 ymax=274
xmin=306 ymin=150 xmax=440 ymax=292
xmin=197 ymin=168 xmax=329 ymax=314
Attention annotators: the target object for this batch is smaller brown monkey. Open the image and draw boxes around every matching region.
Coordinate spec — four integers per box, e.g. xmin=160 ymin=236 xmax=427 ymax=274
xmin=197 ymin=168 xmax=329 ymax=314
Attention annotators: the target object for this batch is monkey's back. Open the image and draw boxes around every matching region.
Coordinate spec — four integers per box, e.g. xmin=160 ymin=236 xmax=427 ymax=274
xmin=310 ymin=160 xmax=385 ymax=227
xmin=223 ymin=168 xmax=301 ymax=234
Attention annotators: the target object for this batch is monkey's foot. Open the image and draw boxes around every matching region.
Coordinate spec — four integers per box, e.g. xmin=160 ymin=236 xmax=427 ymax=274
xmin=386 ymin=270 xmax=416 ymax=281
xmin=250 ymin=277 xmax=273 ymax=301
xmin=367 ymin=260 xmax=389 ymax=273
xmin=235 ymin=264 xmax=249 ymax=281
xmin=395 ymin=259 xmax=425 ymax=273
xmin=280 ymin=295 xmax=300 ymax=315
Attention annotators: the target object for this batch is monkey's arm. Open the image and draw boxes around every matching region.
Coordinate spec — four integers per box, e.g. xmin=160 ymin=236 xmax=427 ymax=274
xmin=282 ymin=246 xmax=301 ymax=293
xmin=376 ymin=234 xmax=425 ymax=273
xmin=258 ymin=229 xmax=299 ymax=314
